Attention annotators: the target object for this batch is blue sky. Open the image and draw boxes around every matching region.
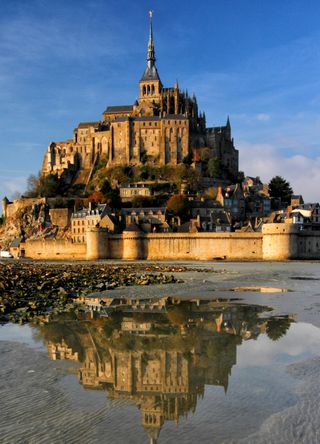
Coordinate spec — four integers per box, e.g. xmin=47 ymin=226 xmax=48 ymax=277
xmin=1 ymin=0 xmax=320 ymax=203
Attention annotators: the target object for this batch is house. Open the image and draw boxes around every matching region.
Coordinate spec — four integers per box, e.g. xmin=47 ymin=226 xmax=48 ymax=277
xmin=120 ymin=207 xmax=169 ymax=232
xmin=71 ymin=203 xmax=111 ymax=243
xmin=216 ymin=184 xmax=246 ymax=221
xmin=290 ymin=209 xmax=312 ymax=225
xmin=120 ymin=183 xmax=152 ymax=202
xmin=9 ymin=237 xmax=23 ymax=258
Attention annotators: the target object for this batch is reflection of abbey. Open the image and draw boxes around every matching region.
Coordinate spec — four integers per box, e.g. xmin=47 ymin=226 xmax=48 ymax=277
xmin=42 ymin=299 xmax=286 ymax=443
xmin=42 ymin=13 xmax=238 ymax=182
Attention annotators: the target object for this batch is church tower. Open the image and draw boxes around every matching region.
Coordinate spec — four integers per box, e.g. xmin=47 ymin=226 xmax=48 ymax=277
xmin=139 ymin=11 xmax=162 ymax=114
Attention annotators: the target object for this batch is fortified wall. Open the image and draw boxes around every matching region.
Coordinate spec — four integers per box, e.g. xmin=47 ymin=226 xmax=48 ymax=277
xmin=21 ymin=224 xmax=320 ymax=261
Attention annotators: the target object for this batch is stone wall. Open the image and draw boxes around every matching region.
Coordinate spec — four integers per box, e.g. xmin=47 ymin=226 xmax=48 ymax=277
xmin=5 ymin=198 xmax=46 ymax=219
xmin=93 ymin=232 xmax=262 ymax=261
xmin=20 ymin=224 xmax=320 ymax=261
xmin=23 ymin=239 xmax=86 ymax=260
xmin=262 ymin=223 xmax=320 ymax=260
xmin=49 ymin=208 xmax=72 ymax=227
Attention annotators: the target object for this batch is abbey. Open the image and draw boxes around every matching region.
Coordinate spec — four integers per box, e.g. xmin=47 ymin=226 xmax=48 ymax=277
xmin=42 ymin=13 xmax=238 ymax=182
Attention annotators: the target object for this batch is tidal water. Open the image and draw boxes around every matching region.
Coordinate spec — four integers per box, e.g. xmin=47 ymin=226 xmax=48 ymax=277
xmin=1 ymin=262 xmax=320 ymax=444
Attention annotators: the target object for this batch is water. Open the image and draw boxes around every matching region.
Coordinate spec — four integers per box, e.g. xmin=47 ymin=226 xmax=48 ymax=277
xmin=1 ymin=262 xmax=320 ymax=443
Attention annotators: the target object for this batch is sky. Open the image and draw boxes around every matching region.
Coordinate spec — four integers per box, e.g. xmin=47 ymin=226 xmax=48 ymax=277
xmin=1 ymin=0 xmax=320 ymax=203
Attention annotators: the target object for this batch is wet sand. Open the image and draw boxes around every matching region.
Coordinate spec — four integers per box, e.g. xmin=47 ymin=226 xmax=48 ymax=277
xmin=94 ymin=261 xmax=320 ymax=327
xmin=1 ymin=261 xmax=320 ymax=443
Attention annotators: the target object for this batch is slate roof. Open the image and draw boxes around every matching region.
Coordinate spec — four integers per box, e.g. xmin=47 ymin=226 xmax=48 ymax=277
xmin=10 ymin=237 xmax=23 ymax=248
xmin=104 ymin=105 xmax=133 ymax=113
xmin=140 ymin=65 xmax=161 ymax=82
xmin=78 ymin=122 xmax=100 ymax=128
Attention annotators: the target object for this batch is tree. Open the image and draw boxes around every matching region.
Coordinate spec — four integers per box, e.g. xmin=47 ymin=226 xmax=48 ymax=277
xmin=87 ymin=191 xmax=105 ymax=204
xmin=182 ymin=152 xmax=193 ymax=165
xmin=207 ymin=157 xmax=221 ymax=178
xmin=25 ymin=173 xmax=41 ymax=197
xmin=131 ymin=195 xmax=154 ymax=208
xmin=266 ymin=317 xmax=292 ymax=341
xmin=167 ymin=305 xmax=189 ymax=326
xmin=25 ymin=172 xmax=62 ymax=197
xmin=39 ymin=174 xmax=62 ymax=197
xmin=199 ymin=147 xmax=211 ymax=162
xmin=269 ymin=176 xmax=293 ymax=206
xmin=167 ymin=194 xmax=191 ymax=220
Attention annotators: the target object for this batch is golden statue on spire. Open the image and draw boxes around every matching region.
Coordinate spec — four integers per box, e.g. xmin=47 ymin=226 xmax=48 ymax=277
xmin=149 ymin=10 xmax=153 ymax=18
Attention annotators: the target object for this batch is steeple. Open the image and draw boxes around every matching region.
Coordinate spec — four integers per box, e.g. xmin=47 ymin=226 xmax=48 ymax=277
xmin=140 ymin=11 xmax=161 ymax=82
xmin=147 ymin=10 xmax=155 ymax=69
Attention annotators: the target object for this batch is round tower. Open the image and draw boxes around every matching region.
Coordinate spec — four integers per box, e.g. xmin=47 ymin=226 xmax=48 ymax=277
xmin=122 ymin=226 xmax=146 ymax=260
xmin=262 ymin=223 xmax=299 ymax=260
xmin=86 ymin=228 xmax=109 ymax=260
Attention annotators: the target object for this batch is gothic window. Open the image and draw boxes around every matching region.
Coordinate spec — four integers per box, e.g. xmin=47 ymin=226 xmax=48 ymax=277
xmin=151 ymin=84 xmax=155 ymax=94
xmin=143 ymin=85 xmax=146 ymax=95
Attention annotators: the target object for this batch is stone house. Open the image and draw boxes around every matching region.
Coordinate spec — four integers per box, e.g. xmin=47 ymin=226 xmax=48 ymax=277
xmin=120 ymin=207 xmax=168 ymax=232
xmin=71 ymin=203 xmax=111 ymax=243
xmin=120 ymin=183 xmax=152 ymax=202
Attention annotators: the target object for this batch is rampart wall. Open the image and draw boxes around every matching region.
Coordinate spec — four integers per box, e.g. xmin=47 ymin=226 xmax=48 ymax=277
xmin=21 ymin=224 xmax=320 ymax=261
xmin=23 ymin=239 xmax=86 ymax=260
xmin=104 ymin=232 xmax=262 ymax=260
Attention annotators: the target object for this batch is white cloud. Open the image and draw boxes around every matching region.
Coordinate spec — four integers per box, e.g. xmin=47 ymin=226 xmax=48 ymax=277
xmin=256 ymin=113 xmax=271 ymax=122
xmin=239 ymin=140 xmax=320 ymax=202
xmin=0 ymin=174 xmax=28 ymax=200
xmin=237 ymin=322 xmax=320 ymax=368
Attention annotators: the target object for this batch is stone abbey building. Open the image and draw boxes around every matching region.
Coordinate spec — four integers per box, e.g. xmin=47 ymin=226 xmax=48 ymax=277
xmin=42 ymin=13 xmax=239 ymax=183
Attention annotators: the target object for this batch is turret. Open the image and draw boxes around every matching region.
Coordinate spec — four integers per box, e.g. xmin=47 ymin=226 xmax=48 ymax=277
xmin=2 ymin=196 xmax=9 ymax=220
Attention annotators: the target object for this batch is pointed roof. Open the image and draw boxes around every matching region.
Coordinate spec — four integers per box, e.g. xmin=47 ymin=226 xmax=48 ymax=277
xmin=140 ymin=11 xmax=161 ymax=82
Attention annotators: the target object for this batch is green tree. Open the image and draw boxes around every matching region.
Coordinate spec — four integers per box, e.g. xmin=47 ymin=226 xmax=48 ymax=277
xmin=207 ymin=157 xmax=221 ymax=178
xmin=266 ymin=317 xmax=292 ymax=341
xmin=269 ymin=176 xmax=293 ymax=206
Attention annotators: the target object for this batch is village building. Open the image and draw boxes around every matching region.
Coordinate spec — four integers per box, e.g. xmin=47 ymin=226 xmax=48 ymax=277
xmin=71 ymin=203 xmax=118 ymax=243
xmin=120 ymin=183 xmax=152 ymax=202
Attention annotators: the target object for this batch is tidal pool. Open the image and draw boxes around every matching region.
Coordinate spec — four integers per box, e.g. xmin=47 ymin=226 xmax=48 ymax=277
xmin=1 ymin=290 xmax=320 ymax=444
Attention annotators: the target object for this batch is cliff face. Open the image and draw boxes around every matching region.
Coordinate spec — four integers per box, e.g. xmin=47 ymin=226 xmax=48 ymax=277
xmin=0 ymin=200 xmax=71 ymax=250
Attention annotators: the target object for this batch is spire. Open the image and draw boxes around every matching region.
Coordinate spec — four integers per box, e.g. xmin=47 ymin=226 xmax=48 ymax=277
xmin=226 ymin=115 xmax=231 ymax=128
xmin=140 ymin=11 xmax=161 ymax=82
xmin=147 ymin=10 xmax=155 ymax=68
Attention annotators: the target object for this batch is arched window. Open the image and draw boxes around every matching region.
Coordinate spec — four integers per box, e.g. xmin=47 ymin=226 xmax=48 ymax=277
xmin=151 ymin=84 xmax=155 ymax=95
xmin=143 ymin=85 xmax=146 ymax=95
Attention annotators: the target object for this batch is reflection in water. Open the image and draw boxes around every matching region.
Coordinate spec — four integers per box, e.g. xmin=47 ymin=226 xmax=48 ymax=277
xmin=37 ymin=297 xmax=294 ymax=443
